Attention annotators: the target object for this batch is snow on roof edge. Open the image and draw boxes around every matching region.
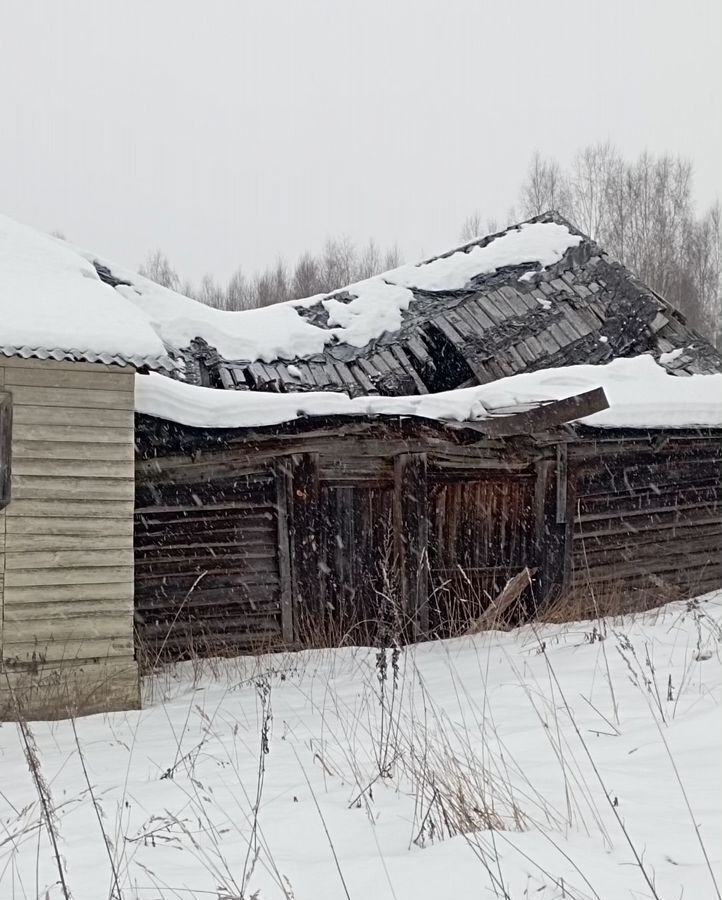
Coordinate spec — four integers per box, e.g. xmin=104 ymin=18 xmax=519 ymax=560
xmin=135 ymin=356 xmax=722 ymax=432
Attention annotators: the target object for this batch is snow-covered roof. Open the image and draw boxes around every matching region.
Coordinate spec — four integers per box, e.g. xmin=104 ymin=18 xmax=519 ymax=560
xmin=1 ymin=211 xmax=591 ymax=371
xmin=87 ymin=219 xmax=586 ymax=362
xmin=0 ymin=214 xmax=175 ymax=369
xmin=179 ymin=214 xmax=722 ymax=395
xmin=135 ymin=355 xmax=722 ymax=432
xmin=2 ymin=211 xmax=720 ymax=394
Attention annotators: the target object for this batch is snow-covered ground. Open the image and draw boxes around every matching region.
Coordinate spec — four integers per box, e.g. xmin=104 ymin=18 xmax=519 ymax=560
xmin=1 ymin=593 xmax=720 ymax=899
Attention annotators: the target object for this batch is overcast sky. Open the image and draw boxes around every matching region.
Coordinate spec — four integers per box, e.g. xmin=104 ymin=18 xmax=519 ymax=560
xmin=1 ymin=0 xmax=720 ymax=284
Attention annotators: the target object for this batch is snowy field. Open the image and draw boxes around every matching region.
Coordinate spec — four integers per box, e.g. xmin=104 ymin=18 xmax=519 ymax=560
xmin=1 ymin=593 xmax=720 ymax=900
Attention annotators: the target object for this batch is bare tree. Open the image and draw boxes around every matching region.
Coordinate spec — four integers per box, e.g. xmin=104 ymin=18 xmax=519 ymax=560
xmin=566 ymin=142 xmax=620 ymax=238
xmin=459 ymin=212 xmax=483 ymax=242
xmin=520 ymin=152 xmax=569 ymax=218
xmin=197 ymin=273 xmax=224 ymax=308
xmin=381 ymin=243 xmax=401 ymax=270
xmin=291 ymin=252 xmax=323 ymax=298
xmin=227 ymin=268 xmax=253 ymax=311
xmin=139 ymin=250 xmax=180 ymax=291
xmin=355 ymin=239 xmax=382 ymax=280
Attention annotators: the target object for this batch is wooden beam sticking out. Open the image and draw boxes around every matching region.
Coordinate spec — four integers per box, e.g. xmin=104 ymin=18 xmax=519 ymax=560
xmin=462 ymin=387 xmax=609 ymax=438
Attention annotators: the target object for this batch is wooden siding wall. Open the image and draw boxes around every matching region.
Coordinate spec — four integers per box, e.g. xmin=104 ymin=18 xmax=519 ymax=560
xmin=135 ymin=430 xmax=548 ymax=652
xmin=0 ymin=357 xmax=139 ymax=719
xmin=136 ymin=422 xmax=722 ymax=658
xmin=135 ymin=467 xmax=284 ymax=659
xmin=427 ymin=472 xmax=537 ymax=630
xmin=569 ymin=431 xmax=722 ymax=603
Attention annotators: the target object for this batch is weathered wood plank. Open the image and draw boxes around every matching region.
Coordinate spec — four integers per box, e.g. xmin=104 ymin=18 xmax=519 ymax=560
xmin=12 ymin=475 xmax=134 ymax=501
xmin=6 ymin=515 xmax=134 ymax=536
xmin=3 ymin=582 xmax=134 ymax=603
xmin=2 ymin=615 xmax=132 ymax=641
xmin=12 ymin=440 xmax=133 ymax=462
xmin=5 ymin=533 xmax=133 ymax=552
xmin=4 ymin=549 xmax=134 ymax=570
xmin=12 ymin=458 xmax=135 ymax=478
xmin=13 ymin=407 xmax=133 ymax=429
xmin=3 ymin=597 xmax=132 ymax=619
xmin=8 ymin=386 xmax=134 ymax=410
xmin=2 ymin=636 xmax=134 ymax=663
xmin=3 ymin=366 xmax=133 ymax=391
xmin=13 ymin=423 xmax=133 ymax=443
xmin=6 ymin=499 xmax=134 ymax=518
xmin=5 ymin=566 xmax=133 ymax=587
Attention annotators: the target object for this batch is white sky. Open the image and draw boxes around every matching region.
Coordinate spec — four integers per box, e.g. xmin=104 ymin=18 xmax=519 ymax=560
xmin=1 ymin=0 xmax=720 ymax=284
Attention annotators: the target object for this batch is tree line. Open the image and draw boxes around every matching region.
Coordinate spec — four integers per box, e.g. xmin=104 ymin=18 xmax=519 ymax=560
xmin=140 ymin=143 xmax=721 ymax=345
xmin=139 ymin=238 xmax=400 ymax=311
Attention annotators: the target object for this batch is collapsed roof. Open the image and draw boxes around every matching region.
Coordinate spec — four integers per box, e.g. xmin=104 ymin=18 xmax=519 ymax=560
xmin=172 ymin=212 xmax=722 ymax=395
xmin=1 ymin=211 xmax=720 ymax=393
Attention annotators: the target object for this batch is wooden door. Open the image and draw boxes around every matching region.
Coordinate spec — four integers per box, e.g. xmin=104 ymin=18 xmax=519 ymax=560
xmin=427 ymin=474 xmax=536 ymax=632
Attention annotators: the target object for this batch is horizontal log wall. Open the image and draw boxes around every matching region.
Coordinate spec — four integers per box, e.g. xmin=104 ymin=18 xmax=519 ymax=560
xmin=135 ymin=418 xmax=722 ymax=656
xmin=134 ymin=458 xmax=285 ymax=659
xmin=569 ymin=431 xmax=722 ymax=604
xmin=0 ymin=357 xmax=139 ymax=720
xmin=136 ymin=428 xmax=545 ymax=649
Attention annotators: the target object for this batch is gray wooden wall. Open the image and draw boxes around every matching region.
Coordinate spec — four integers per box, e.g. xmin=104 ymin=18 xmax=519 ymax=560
xmin=0 ymin=356 xmax=139 ymax=719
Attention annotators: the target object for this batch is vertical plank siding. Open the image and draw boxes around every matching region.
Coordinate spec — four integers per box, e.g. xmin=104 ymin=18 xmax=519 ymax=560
xmin=0 ymin=357 xmax=139 ymax=720
xmin=427 ymin=472 xmax=537 ymax=630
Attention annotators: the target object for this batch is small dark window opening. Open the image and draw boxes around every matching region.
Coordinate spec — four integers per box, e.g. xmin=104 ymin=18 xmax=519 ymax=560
xmin=0 ymin=392 xmax=12 ymax=511
xmin=416 ymin=324 xmax=475 ymax=392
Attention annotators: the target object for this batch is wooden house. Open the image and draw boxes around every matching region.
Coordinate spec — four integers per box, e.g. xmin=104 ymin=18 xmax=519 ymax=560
xmin=129 ymin=214 xmax=722 ymax=658
xmin=0 ymin=215 xmax=173 ymax=719
xmin=2 ymin=211 xmax=721 ymax=712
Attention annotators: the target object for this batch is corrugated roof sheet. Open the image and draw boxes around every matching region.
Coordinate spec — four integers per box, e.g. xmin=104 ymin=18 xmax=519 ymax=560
xmin=0 ymin=344 xmax=179 ymax=370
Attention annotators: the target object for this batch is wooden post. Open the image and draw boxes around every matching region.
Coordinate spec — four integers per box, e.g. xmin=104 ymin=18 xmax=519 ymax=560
xmin=394 ymin=453 xmax=429 ymax=638
xmin=534 ymin=443 xmax=571 ymax=610
xmin=274 ymin=461 xmax=294 ymax=644
xmin=288 ymin=453 xmax=321 ymax=641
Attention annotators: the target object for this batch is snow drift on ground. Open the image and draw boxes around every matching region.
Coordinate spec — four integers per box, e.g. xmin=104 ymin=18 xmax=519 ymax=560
xmin=135 ymin=354 xmax=722 ymax=430
xmin=1 ymin=593 xmax=720 ymax=899
xmin=1 ymin=213 xmax=581 ymax=363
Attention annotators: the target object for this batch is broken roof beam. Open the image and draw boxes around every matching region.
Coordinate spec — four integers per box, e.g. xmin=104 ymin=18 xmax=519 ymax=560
xmin=460 ymin=387 xmax=609 ymax=438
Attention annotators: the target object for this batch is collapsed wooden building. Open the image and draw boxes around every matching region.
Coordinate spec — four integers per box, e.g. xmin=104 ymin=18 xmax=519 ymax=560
xmin=131 ymin=213 xmax=722 ymax=658
xmin=1 ymin=210 xmax=721 ymax=719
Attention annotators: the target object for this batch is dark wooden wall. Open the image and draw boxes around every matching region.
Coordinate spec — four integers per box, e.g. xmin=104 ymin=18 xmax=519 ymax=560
xmin=134 ymin=422 xmax=549 ymax=656
xmin=568 ymin=430 xmax=722 ymax=604
xmin=133 ymin=418 xmax=722 ymax=659
xmin=134 ymin=466 xmax=287 ymax=659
